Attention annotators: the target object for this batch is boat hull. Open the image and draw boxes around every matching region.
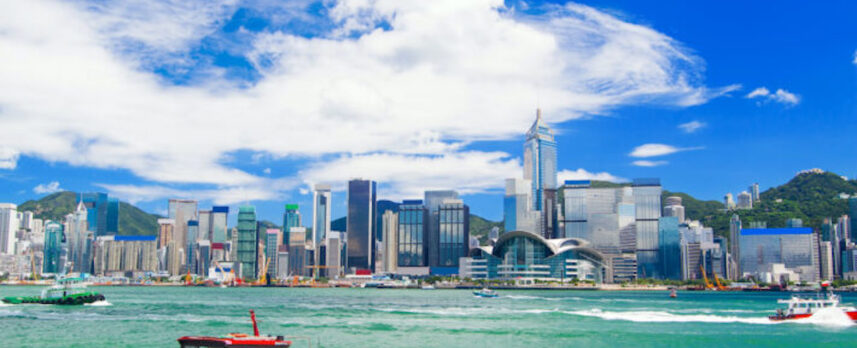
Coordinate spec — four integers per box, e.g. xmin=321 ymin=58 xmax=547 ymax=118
xmin=178 ymin=336 xmax=291 ymax=347
xmin=2 ymin=292 xmax=104 ymax=305
xmin=768 ymin=311 xmax=857 ymax=322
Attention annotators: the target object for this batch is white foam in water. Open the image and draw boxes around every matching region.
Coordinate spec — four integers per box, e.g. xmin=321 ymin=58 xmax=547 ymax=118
xmin=789 ymin=308 xmax=855 ymax=328
xmin=564 ymin=309 xmax=777 ymax=325
xmin=85 ymin=300 xmax=112 ymax=307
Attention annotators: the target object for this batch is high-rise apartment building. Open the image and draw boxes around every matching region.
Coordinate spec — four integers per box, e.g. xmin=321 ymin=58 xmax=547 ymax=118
xmin=346 ymin=179 xmax=376 ymax=271
xmin=0 ymin=203 xmax=18 ymax=255
xmin=236 ymin=206 xmax=257 ymax=279
xmin=157 ymin=219 xmax=175 ymax=249
xmin=736 ymin=191 xmax=753 ymax=209
xmin=750 ymin=183 xmax=760 ymax=203
xmin=724 ymin=193 xmax=735 ymax=209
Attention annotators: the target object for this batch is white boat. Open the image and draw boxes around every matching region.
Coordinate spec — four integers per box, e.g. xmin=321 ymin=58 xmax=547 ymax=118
xmin=769 ymin=282 xmax=857 ymax=322
xmin=421 ymin=285 xmax=435 ymax=290
xmin=473 ymin=288 xmax=498 ymax=298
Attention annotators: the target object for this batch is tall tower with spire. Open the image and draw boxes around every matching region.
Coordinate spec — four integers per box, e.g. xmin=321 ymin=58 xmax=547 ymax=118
xmin=523 ymin=108 xmax=557 ymax=211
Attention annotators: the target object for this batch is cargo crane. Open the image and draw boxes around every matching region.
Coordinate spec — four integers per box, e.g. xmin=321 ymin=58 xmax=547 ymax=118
xmin=256 ymin=256 xmax=272 ymax=286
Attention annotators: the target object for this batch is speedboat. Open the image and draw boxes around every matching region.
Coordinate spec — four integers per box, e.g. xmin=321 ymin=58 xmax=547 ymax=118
xmin=473 ymin=288 xmax=498 ymax=298
xmin=2 ymin=277 xmax=104 ymax=305
xmin=178 ymin=310 xmax=291 ymax=347
xmin=769 ymin=282 xmax=857 ymax=322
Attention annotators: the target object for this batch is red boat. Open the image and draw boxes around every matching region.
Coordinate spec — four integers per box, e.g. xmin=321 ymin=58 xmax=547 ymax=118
xmin=178 ymin=310 xmax=291 ymax=347
xmin=769 ymin=282 xmax=857 ymax=322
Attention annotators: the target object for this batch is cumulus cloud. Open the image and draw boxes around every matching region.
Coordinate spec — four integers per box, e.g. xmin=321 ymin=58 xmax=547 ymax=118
xmin=746 ymin=87 xmax=800 ymax=106
xmin=0 ymin=0 xmax=730 ymax=202
xmin=557 ymin=168 xmax=626 ymax=183
xmin=678 ymin=120 xmax=706 ymax=133
xmin=629 ymin=143 xmax=701 ymax=158
xmin=631 ymin=160 xmax=667 ymax=167
xmin=33 ymin=181 xmax=63 ymax=194
xmin=853 ymin=49 xmax=857 ymax=65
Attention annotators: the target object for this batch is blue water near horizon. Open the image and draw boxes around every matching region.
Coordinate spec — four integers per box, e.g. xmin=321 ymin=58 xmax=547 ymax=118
xmin=2 ymin=286 xmax=856 ymax=347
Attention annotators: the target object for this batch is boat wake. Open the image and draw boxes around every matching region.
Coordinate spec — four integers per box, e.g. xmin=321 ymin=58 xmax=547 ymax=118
xmin=563 ymin=309 xmax=776 ymax=325
xmin=788 ymin=308 xmax=855 ymax=328
xmin=84 ymin=300 xmax=112 ymax=307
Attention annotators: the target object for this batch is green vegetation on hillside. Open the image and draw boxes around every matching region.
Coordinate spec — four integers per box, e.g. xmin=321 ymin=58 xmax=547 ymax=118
xmin=18 ymin=191 xmax=160 ymax=236
xmin=469 ymin=214 xmax=504 ymax=243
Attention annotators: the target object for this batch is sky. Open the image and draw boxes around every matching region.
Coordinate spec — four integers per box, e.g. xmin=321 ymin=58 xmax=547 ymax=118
xmin=1 ymin=0 xmax=855 ymax=225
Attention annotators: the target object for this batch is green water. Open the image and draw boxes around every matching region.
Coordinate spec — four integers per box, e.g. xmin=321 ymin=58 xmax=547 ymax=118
xmin=2 ymin=286 xmax=856 ymax=347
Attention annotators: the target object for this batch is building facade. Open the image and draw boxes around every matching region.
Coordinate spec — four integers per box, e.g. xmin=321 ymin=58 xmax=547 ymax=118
xmin=346 ymin=179 xmax=376 ymax=271
xmin=398 ymin=200 xmax=427 ymax=267
xmin=236 ymin=206 xmax=257 ymax=279
xmin=312 ymin=184 xmax=331 ymax=269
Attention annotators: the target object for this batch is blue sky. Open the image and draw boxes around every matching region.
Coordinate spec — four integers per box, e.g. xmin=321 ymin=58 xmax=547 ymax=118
xmin=0 ymin=0 xmax=855 ymax=225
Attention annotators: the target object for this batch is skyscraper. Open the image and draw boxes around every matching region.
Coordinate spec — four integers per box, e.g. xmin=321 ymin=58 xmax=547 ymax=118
xmin=504 ymin=178 xmax=539 ymax=234
xmin=724 ymin=193 xmax=735 ymax=209
xmin=43 ymin=221 xmax=63 ymax=274
xmin=157 ymin=219 xmax=175 ymax=249
xmin=523 ymin=109 xmax=557 ymax=212
xmin=106 ymin=197 xmax=119 ymax=234
xmin=236 ymin=206 xmax=257 ymax=279
xmin=560 ymin=181 xmax=635 ymax=254
xmin=346 ymin=179 xmax=377 ymax=271
xmin=436 ymin=199 xmax=469 ymax=268
xmin=663 ymin=196 xmax=685 ymax=223
xmin=729 ymin=214 xmax=742 ymax=278
xmin=425 ymin=190 xmax=459 ymax=268
xmin=288 ymin=226 xmax=307 ymax=276
xmin=398 ymin=200 xmax=427 ymax=267
xmin=198 ymin=210 xmax=211 ymax=241
xmin=0 ymin=203 xmax=18 ymax=255
xmin=633 ymin=178 xmax=662 ymax=278
xmin=312 ymin=184 xmax=331 ymax=269
xmin=186 ymin=220 xmax=199 ymax=271
xmin=69 ymin=201 xmax=90 ymax=273
xmin=849 ymin=198 xmax=857 ymax=244
xmin=283 ymin=204 xmax=301 ymax=235
xmin=375 ymin=200 xmax=400 ymax=242
xmin=523 ymin=109 xmax=557 ymax=238
xmin=382 ymin=210 xmax=398 ymax=273
xmin=736 ymin=191 xmax=753 ymax=209
xmin=264 ymin=229 xmax=282 ymax=279
xmin=658 ymin=216 xmax=681 ymax=280
xmin=168 ymin=199 xmax=198 ymax=261
xmin=750 ymin=183 xmax=760 ymax=203
xmin=210 ymin=206 xmax=229 ymax=244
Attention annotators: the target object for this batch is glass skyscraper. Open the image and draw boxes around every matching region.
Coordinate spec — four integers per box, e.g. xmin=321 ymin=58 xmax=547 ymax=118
xmin=437 ymin=200 xmax=469 ymax=268
xmin=283 ymin=204 xmax=301 ymax=234
xmin=82 ymin=192 xmax=119 ymax=236
xmin=346 ymin=179 xmax=377 ymax=271
xmin=658 ymin=217 xmax=681 ymax=280
xmin=398 ymin=200 xmax=427 ymax=267
xmin=43 ymin=221 xmax=63 ymax=274
xmin=633 ymin=178 xmax=662 ymax=278
xmin=739 ymin=227 xmax=815 ymax=280
xmin=523 ymin=109 xmax=557 ymax=212
xmin=504 ymin=178 xmax=538 ymax=234
xmin=849 ymin=197 xmax=857 ymax=244
xmin=425 ymin=190 xmax=459 ymax=267
xmin=211 ymin=206 xmax=228 ymax=243
xmin=236 ymin=206 xmax=257 ymax=279
xmin=168 ymin=199 xmax=198 ymax=263
xmin=312 ymin=184 xmax=331 ymax=265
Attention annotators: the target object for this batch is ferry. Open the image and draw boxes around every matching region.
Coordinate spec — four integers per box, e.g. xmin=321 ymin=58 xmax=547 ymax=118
xmin=2 ymin=277 xmax=105 ymax=305
xmin=769 ymin=282 xmax=857 ymax=322
xmin=473 ymin=288 xmax=498 ymax=298
xmin=178 ymin=310 xmax=291 ymax=347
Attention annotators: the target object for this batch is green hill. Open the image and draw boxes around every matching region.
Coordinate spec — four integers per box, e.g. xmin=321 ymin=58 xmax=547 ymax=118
xmin=18 ymin=191 xmax=160 ymax=236
xmin=676 ymin=171 xmax=857 ymax=241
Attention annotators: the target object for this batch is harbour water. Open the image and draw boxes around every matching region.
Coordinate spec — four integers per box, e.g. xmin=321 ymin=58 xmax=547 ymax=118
xmin=2 ymin=286 xmax=857 ymax=347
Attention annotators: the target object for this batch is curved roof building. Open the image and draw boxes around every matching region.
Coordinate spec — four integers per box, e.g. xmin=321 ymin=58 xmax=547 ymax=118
xmin=467 ymin=231 xmax=605 ymax=283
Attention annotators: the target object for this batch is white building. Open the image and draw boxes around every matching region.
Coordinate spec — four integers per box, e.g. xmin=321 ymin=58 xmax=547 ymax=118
xmin=0 ymin=203 xmax=19 ymax=255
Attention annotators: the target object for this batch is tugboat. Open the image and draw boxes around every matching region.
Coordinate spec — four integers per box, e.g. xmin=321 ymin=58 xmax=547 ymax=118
xmin=769 ymin=282 xmax=857 ymax=322
xmin=473 ymin=288 xmax=499 ymax=298
xmin=177 ymin=310 xmax=291 ymax=347
xmin=2 ymin=277 xmax=105 ymax=305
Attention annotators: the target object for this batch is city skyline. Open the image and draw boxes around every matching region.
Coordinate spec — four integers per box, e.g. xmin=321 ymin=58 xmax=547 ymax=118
xmin=1 ymin=1 xmax=856 ymax=224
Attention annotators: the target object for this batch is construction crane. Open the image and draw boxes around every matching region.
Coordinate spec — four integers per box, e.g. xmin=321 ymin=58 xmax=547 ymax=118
xmin=212 ymin=260 xmax=231 ymax=286
xmin=304 ymin=265 xmax=334 ymax=286
xmin=700 ymin=265 xmax=715 ymax=290
xmin=712 ymin=270 xmax=727 ymax=291
xmin=31 ymin=250 xmax=39 ymax=281
xmin=257 ymin=256 xmax=272 ymax=286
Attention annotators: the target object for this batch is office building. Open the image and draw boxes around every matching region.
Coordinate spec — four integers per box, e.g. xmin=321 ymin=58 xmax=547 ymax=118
xmin=346 ymin=179 xmax=376 ymax=271
xmin=504 ymin=178 xmax=540 ymax=234
xmin=80 ymin=193 xmax=119 ymax=237
xmin=68 ymin=201 xmax=91 ymax=273
xmin=663 ymin=196 xmax=685 ymax=223
xmin=312 ymin=184 xmax=331 ymax=270
xmin=739 ymin=227 xmax=817 ymax=282
xmin=381 ymin=210 xmax=398 ymax=274
xmin=264 ymin=229 xmax=282 ymax=279
xmin=168 ymin=199 xmax=198 ymax=261
xmin=633 ymin=178 xmax=662 ymax=278
xmin=42 ymin=221 xmax=63 ymax=274
xmin=375 ymin=200 xmax=400 ymax=242
xmin=560 ymin=181 xmax=635 ymax=254
xmin=157 ymin=219 xmax=175 ymax=249
xmin=850 ymin=198 xmax=857 ymax=243
xmin=398 ymin=200 xmax=427 ymax=267
xmin=729 ymin=214 xmax=742 ymax=278
xmin=236 ymin=206 xmax=257 ymax=279
xmin=283 ymin=204 xmax=301 ymax=238
xmin=737 ymin=191 xmax=753 ymax=209
xmin=424 ymin=190 xmax=459 ymax=267
xmin=838 ymin=215 xmax=851 ymax=247
xmin=198 ymin=210 xmax=211 ymax=241
xmin=0 ymin=203 xmax=19 ymax=255
xmin=186 ymin=220 xmax=199 ymax=271
xmin=819 ymin=241 xmax=834 ymax=281
xmin=523 ymin=109 xmax=557 ymax=211
xmin=326 ymin=234 xmax=343 ymax=278
xmin=211 ymin=206 xmax=229 ymax=243
xmin=436 ymin=199 xmax=469 ymax=270
xmin=658 ymin=217 xmax=681 ymax=280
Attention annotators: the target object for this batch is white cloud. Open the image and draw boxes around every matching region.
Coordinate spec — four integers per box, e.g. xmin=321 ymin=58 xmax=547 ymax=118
xmin=97 ymin=177 xmax=298 ymax=205
xmin=263 ymin=168 xmax=272 ymax=175
xmin=629 ymin=143 xmax=701 ymax=158
xmin=557 ymin=168 xmax=626 ymax=183
xmin=631 ymin=160 xmax=667 ymax=167
xmin=746 ymin=86 xmax=800 ymax=106
xmin=0 ymin=1 xmax=730 ymax=202
xmin=853 ymin=50 xmax=857 ymax=65
xmin=678 ymin=120 xmax=706 ymax=133
xmin=0 ymin=147 xmax=19 ymax=169
xmin=33 ymin=181 xmax=63 ymax=194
